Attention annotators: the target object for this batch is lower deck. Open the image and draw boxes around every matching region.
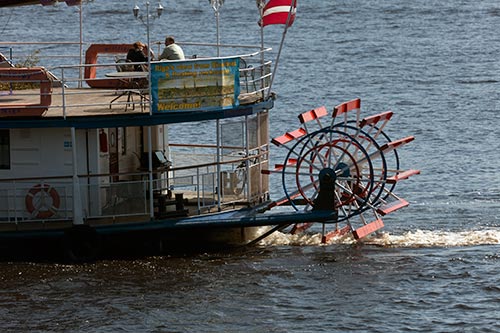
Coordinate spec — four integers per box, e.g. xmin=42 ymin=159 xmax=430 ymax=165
xmin=0 ymin=195 xmax=254 ymax=233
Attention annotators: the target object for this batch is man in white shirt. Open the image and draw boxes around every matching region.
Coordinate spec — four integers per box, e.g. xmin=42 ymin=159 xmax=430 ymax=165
xmin=158 ymin=36 xmax=185 ymax=60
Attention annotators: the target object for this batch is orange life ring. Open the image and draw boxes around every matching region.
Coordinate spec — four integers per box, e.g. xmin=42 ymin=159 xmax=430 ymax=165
xmin=84 ymin=43 xmax=151 ymax=89
xmin=25 ymin=184 xmax=61 ymax=219
xmin=0 ymin=67 xmax=53 ymax=117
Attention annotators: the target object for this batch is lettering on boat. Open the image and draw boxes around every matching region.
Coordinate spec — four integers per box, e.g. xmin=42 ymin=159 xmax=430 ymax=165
xmin=158 ymin=101 xmax=202 ymax=111
xmin=151 ymin=58 xmax=240 ymax=112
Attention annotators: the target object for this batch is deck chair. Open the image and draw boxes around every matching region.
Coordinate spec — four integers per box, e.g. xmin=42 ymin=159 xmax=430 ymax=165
xmin=115 ymin=58 xmax=134 ymax=72
xmin=109 ymin=58 xmax=147 ymax=111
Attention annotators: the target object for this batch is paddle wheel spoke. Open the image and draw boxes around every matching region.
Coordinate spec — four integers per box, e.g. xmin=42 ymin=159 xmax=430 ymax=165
xmin=267 ymin=99 xmax=419 ymax=243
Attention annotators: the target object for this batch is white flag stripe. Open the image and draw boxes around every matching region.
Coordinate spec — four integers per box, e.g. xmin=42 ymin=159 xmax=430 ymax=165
xmin=263 ymin=6 xmax=295 ymax=17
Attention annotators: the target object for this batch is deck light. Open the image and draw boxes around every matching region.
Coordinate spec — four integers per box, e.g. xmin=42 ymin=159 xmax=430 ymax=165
xmin=209 ymin=0 xmax=224 ymax=11
xmin=208 ymin=0 xmax=224 ymax=57
xmin=157 ymin=2 xmax=164 ymax=17
xmin=133 ymin=1 xmax=163 ymax=22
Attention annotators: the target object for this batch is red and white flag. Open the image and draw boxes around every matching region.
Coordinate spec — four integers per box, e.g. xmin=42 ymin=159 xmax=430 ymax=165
xmin=259 ymin=0 xmax=297 ymax=27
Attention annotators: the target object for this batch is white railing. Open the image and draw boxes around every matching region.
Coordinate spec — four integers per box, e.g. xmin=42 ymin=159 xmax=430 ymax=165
xmin=0 ymin=149 xmax=268 ymax=224
xmin=0 ymin=40 xmax=272 ymax=92
xmin=0 ymin=51 xmax=273 ymax=118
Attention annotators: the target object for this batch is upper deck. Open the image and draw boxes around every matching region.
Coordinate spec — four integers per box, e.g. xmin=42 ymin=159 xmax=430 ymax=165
xmin=0 ymin=44 xmax=274 ymax=129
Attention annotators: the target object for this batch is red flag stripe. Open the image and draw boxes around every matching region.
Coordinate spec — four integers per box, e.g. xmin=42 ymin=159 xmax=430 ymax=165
xmin=260 ymin=0 xmax=297 ymax=27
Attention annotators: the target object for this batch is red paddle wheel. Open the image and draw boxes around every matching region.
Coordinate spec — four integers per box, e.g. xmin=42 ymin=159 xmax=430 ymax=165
xmin=264 ymin=98 xmax=420 ymax=243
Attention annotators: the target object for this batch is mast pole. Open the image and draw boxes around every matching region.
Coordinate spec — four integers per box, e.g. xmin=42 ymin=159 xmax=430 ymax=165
xmin=266 ymin=0 xmax=296 ymax=100
xmin=257 ymin=0 xmax=265 ymax=97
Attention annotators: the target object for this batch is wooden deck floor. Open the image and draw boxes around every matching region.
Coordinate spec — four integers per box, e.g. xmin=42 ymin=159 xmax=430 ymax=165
xmin=1 ymin=87 xmax=148 ymax=118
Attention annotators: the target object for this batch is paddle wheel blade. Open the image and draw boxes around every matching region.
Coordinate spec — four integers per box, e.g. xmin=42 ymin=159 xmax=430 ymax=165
xmin=352 ymin=219 xmax=384 ymax=240
xmin=290 ymin=222 xmax=313 ymax=234
xmin=377 ymin=198 xmax=409 ymax=216
xmin=298 ymin=106 xmax=328 ymax=124
xmin=261 ymin=158 xmax=298 ymax=175
xmin=333 ymin=98 xmax=361 ymax=118
xmin=386 ymin=169 xmax=421 ymax=184
xmin=360 ymin=111 xmax=393 ymax=128
xmin=271 ymin=128 xmax=307 ymax=146
xmin=267 ymin=98 xmax=418 ymax=244
xmin=321 ymin=225 xmax=352 ymax=243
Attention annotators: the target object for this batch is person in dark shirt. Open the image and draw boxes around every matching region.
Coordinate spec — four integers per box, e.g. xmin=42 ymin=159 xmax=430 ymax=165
xmin=126 ymin=41 xmax=151 ymax=71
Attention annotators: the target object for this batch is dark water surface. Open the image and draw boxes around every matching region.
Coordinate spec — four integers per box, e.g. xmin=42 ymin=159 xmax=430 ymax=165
xmin=2 ymin=0 xmax=500 ymax=332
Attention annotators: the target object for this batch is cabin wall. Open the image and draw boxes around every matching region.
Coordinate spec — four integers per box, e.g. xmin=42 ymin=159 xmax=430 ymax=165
xmin=0 ymin=128 xmax=89 ymax=220
xmin=0 ymin=125 xmax=169 ymax=221
xmin=141 ymin=125 xmax=169 ymax=155
xmin=95 ymin=127 xmax=142 ymax=176
xmin=118 ymin=126 xmax=143 ymax=175
xmin=0 ymin=128 xmax=91 ymax=178
xmin=85 ymin=128 xmax=102 ymax=217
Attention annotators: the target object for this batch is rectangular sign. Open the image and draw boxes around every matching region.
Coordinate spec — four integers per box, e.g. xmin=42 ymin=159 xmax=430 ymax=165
xmin=151 ymin=57 xmax=240 ymax=113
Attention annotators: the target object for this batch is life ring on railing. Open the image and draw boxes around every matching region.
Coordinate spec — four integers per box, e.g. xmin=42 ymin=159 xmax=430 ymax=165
xmin=0 ymin=67 xmax=53 ymax=117
xmin=84 ymin=43 xmax=151 ymax=89
xmin=25 ymin=184 xmax=61 ymax=219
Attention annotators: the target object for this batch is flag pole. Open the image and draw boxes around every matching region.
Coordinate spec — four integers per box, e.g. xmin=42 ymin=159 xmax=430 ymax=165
xmin=257 ymin=0 xmax=265 ymax=99
xmin=265 ymin=0 xmax=296 ymax=100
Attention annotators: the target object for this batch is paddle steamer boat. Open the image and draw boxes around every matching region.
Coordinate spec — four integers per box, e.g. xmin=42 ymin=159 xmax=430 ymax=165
xmin=0 ymin=0 xmax=419 ymax=261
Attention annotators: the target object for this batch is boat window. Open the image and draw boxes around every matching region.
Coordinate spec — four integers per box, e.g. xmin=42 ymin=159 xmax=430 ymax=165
xmin=0 ymin=129 xmax=10 ymax=169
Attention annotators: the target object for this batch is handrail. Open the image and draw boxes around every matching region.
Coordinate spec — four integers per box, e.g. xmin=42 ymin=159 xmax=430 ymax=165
xmin=51 ymin=49 xmax=271 ymax=70
xmin=169 ymin=152 xmax=268 ymax=172
xmin=0 ymin=42 xmax=80 ymax=45
xmin=0 ymin=152 xmax=268 ymax=183
xmin=0 ymin=44 xmax=273 ymax=118
xmin=152 ymin=40 xmax=271 ymax=50
xmin=169 ymin=143 xmax=246 ymax=149
xmin=0 ymin=153 xmax=268 ymax=222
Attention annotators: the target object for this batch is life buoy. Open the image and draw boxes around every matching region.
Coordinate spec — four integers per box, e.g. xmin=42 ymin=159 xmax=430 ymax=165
xmin=0 ymin=67 xmax=53 ymax=117
xmin=25 ymin=184 xmax=61 ymax=219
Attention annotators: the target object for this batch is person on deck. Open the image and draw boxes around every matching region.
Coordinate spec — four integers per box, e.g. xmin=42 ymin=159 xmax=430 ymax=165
xmin=158 ymin=36 xmax=185 ymax=61
xmin=126 ymin=41 xmax=151 ymax=71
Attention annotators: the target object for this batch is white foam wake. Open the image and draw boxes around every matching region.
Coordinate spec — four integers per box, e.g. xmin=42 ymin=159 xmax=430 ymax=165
xmin=256 ymin=227 xmax=500 ymax=248
xmin=366 ymin=229 xmax=500 ymax=248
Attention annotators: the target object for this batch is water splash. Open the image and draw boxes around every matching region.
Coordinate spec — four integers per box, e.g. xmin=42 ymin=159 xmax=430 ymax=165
xmin=367 ymin=229 xmax=500 ymax=248
xmin=257 ymin=227 xmax=500 ymax=248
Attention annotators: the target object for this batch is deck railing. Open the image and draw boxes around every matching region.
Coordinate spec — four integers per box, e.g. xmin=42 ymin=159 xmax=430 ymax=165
xmin=0 ymin=148 xmax=269 ymax=224
xmin=1 ymin=41 xmax=273 ymax=117
xmin=0 ymin=41 xmax=272 ymax=225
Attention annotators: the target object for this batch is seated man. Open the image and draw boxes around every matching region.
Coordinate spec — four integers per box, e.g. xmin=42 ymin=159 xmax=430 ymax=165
xmin=126 ymin=41 xmax=151 ymax=71
xmin=158 ymin=36 xmax=185 ymax=61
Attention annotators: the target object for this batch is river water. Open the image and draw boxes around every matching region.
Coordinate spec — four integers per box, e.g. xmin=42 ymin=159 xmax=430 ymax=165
xmin=1 ymin=0 xmax=500 ymax=332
